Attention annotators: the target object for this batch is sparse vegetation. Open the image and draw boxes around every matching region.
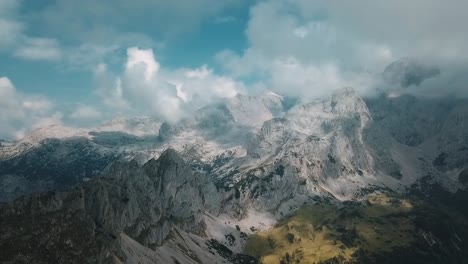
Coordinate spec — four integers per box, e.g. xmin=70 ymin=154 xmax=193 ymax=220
xmin=244 ymin=193 xmax=468 ymax=264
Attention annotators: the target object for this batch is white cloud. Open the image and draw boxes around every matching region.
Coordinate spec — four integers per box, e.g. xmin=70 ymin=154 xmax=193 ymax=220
xmin=0 ymin=77 xmax=16 ymax=106
xmin=31 ymin=112 xmax=63 ymax=131
xmin=126 ymin=47 xmax=160 ymax=81
xmin=93 ymin=64 xmax=130 ymax=111
xmin=14 ymin=37 xmax=62 ymax=61
xmin=215 ymin=1 xmax=383 ymax=100
xmin=269 ymin=57 xmax=375 ymax=99
xmin=0 ymin=77 xmax=61 ymax=139
xmin=293 ymin=26 xmax=309 ymax=39
xmin=70 ymin=105 xmax=102 ymax=120
xmin=95 ymin=47 xmax=242 ymax=122
xmin=176 ymin=65 xmax=240 ymax=101
xmin=0 ymin=20 xmax=22 ymax=49
xmin=22 ymin=98 xmax=53 ymax=112
xmin=294 ymin=0 xmax=468 ymax=61
xmin=216 ymin=48 xmax=271 ymax=78
xmin=216 ymin=0 xmax=468 ymax=99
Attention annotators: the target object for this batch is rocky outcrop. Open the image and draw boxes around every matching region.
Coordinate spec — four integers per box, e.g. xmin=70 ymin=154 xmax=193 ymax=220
xmin=218 ymin=88 xmax=381 ymax=214
xmin=0 ymin=149 xmax=223 ymax=264
xmin=383 ymin=57 xmax=440 ymax=88
xmin=1 ymin=86 xmax=468 ymax=263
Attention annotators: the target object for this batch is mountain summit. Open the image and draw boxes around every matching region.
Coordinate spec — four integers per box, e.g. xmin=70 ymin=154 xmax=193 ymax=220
xmin=1 ymin=88 xmax=468 ymax=263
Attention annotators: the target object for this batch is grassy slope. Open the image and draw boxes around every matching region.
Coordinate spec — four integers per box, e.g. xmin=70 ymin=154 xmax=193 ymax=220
xmin=244 ymin=193 xmax=468 ymax=264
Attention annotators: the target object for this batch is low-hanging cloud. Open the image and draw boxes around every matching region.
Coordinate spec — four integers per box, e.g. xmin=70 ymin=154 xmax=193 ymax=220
xmin=0 ymin=77 xmax=62 ymax=139
xmin=70 ymin=105 xmax=102 ymax=120
xmin=217 ymin=0 xmax=468 ymax=100
xmin=95 ymin=47 xmax=243 ymax=123
xmin=382 ymin=58 xmax=441 ymax=89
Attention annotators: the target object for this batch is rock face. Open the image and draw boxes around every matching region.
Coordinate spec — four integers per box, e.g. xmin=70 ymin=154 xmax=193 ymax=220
xmin=1 ymin=84 xmax=468 ymax=263
xmin=0 ymin=149 xmax=226 ymax=264
xmin=366 ymin=94 xmax=468 ymax=189
xmin=207 ymin=88 xmax=403 ymax=218
xmin=1 ymin=87 xmax=468 ymax=206
xmin=383 ymin=57 xmax=440 ymax=88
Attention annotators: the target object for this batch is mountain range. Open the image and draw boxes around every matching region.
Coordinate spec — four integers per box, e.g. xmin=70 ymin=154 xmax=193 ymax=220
xmin=1 ymin=59 xmax=468 ymax=263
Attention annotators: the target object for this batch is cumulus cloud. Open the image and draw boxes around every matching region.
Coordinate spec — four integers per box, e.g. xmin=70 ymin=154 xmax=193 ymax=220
xmin=0 ymin=77 xmax=61 ymax=139
xmin=294 ymin=0 xmax=468 ymax=61
xmin=269 ymin=58 xmax=375 ymax=98
xmin=0 ymin=77 xmax=16 ymax=106
xmin=95 ymin=47 xmax=242 ymax=122
xmin=70 ymin=105 xmax=102 ymax=120
xmin=217 ymin=0 xmax=468 ymax=99
xmin=14 ymin=37 xmax=62 ymax=61
xmin=4 ymin=0 xmax=468 ymax=137
xmin=126 ymin=47 xmax=160 ymax=81
xmin=215 ymin=1 xmax=392 ymax=99
xmin=30 ymin=112 xmax=63 ymax=131
xmin=93 ymin=63 xmax=128 ymax=111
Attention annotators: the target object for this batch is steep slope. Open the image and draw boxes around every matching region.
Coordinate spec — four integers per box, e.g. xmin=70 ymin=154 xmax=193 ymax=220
xmin=96 ymin=116 xmax=161 ymax=137
xmin=0 ymin=149 xmax=254 ymax=264
xmin=366 ymin=95 xmax=468 ymax=191
xmin=382 ymin=57 xmax=440 ymax=89
xmin=3 ymin=88 xmax=466 ymax=212
xmin=0 ymin=92 xmax=279 ymax=202
xmin=1 ymin=87 xmax=468 ymax=263
xmin=213 ymin=88 xmax=413 ymax=219
xmin=0 ymin=120 xmax=161 ymax=202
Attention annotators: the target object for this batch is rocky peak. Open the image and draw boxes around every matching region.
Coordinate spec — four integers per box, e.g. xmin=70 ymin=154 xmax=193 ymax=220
xmin=226 ymin=92 xmax=283 ymax=131
xmin=0 ymin=148 xmax=221 ymax=263
xmin=19 ymin=125 xmax=89 ymax=145
xmin=383 ymin=57 xmax=440 ymax=88
xmin=157 ymin=148 xmax=185 ymax=165
xmin=158 ymin=104 xmax=235 ymax=142
xmin=143 ymin=148 xmax=187 ymax=178
xmin=331 ymin=87 xmax=369 ymax=117
xmin=96 ymin=116 xmax=161 ymax=137
xmin=260 ymin=90 xmax=284 ymax=115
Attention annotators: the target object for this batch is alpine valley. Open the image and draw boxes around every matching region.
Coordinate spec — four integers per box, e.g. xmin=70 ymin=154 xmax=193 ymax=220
xmin=1 ymin=62 xmax=468 ymax=264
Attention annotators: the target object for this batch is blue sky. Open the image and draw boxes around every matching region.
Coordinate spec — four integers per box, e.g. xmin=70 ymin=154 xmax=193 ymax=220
xmin=1 ymin=0 xmax=468 ymax=139
xmin=1 ymin=0 xmax=249 ymax=99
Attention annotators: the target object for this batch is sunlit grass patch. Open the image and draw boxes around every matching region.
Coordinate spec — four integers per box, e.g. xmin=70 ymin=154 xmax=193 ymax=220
xmin=244 ymin=194 xmax=419 ymax=263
